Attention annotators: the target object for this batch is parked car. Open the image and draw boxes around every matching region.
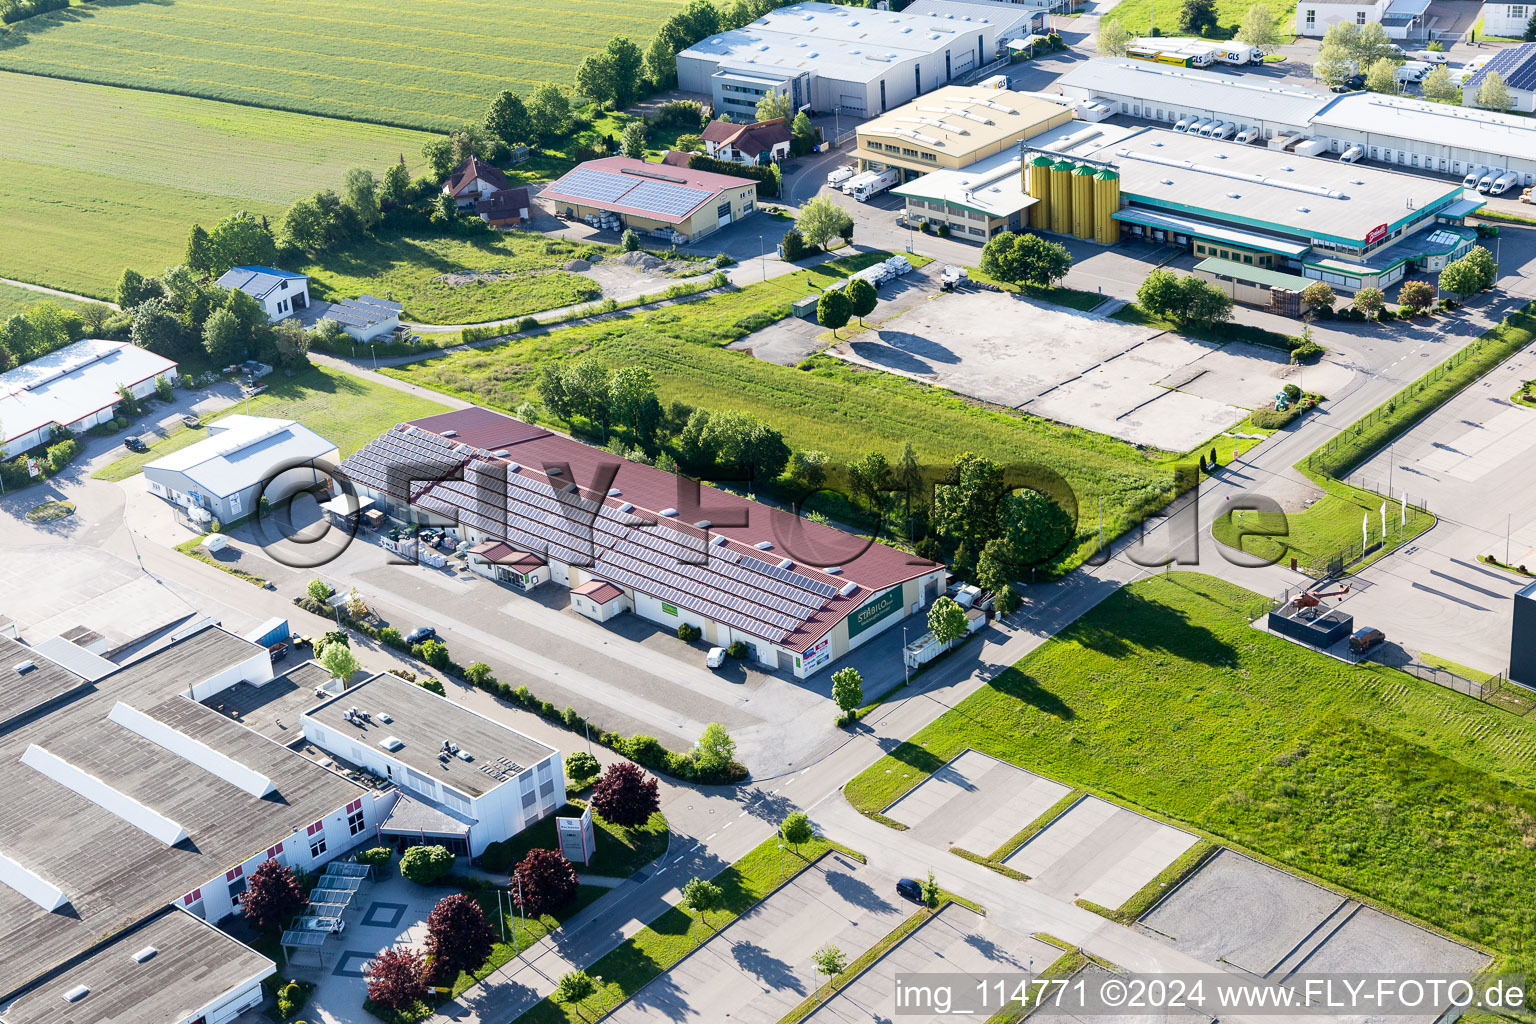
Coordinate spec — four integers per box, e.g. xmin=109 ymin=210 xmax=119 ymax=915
xmin=404 ymin=626 xmax=437 ymax=645
xmin=124 ymin=436 xmax=149 ymax=453
xmin=1348 ymin=626 xmax=1386 ymax=654
xmin=896 ymin=877 xmax=924 ymax=902
xmin=706 ymin=646 xmax=727 ymax=668
xmin=1234 ymin=127 xmax=1260 ymax=144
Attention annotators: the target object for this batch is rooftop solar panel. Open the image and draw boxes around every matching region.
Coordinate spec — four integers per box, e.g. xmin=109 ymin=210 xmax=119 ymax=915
xmin=621 ymin=179 xmax=713 ymax=218
xmin=549 ymin=167 xmax=639 ymax=205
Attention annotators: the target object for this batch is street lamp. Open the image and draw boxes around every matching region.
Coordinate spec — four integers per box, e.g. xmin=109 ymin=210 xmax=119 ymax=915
xmin=597 ymin=976 xmax=605 ymax=1014
xmin=760 ymin=234 xmax=767 ymax=282
xmin=902 ymin=625 xmax=910 ymax=690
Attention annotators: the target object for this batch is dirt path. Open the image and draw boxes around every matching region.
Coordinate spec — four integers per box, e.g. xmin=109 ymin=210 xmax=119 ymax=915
xmin=0 ymin=277 xmax=116 ymax=309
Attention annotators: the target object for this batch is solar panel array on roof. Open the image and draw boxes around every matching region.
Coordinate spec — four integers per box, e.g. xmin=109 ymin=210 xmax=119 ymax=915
xmin=623 ymin=179 xmax=714 ymax=218
xmin=337 ymin=426 xmax=853 ymax=646
xmin=550 ymin=167 xmax=637 ymax=205
xmin=1478 ymin=43 xmax=1536 ymax=92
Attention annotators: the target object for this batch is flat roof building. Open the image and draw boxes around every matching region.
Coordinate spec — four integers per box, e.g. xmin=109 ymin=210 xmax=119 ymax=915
xmin=143 ymin=414 xmax=339 ymax=524
xmin=891 ymin=147 xmax=1034 ymax=241
xmin=0 ymin=339 xmax=177 ymax=458
xmin=539 ymin=156 xmax=760 ymax=244
xmin=855 ymin=87 xmax=1074 ymax=176
xmin=339 ymin=408 xmax=946 ymax=679
xmin=677 ymin=2 xmax=1024 ymax=118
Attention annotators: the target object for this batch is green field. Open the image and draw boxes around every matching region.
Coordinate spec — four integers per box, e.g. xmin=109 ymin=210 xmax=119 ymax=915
xmin=0 ymin=0 xmax=692 ymax=131
xmin=1101 ymin=0 xmax=1293 ymax=38
xmin=94 ymin=364 xmax=449 ymax=481
xmin=385 ymin=254 xmax=1185 ymax=567
xmin=299 ymin=231 xmax=611 ymax=325
xmin=0 ymin=281 xmax=93 ymax=319
xmin=1212 ymin=490 xmax=1433 ymax=574
xmin=0 ymin=70 xmax=433 ymax=297
xmin=846 ymin=574 xmax=1536 ymax=967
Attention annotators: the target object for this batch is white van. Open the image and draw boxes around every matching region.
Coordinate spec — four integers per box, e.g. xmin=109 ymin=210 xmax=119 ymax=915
xmin=1234 ymin=127 xmax=1260 ymax=144
xmin=1174 ymin=116 xmax=1191 ymax=131
xmin=1198 ymin=120 xmax=1224 ymax=137
xmin=1340 ymin=144 xmax=1365 ymax=163
xmin=1187 ymin=118 xmax=1210 ymax=134
xmin=1395 ymin=61 xmax=1431 ymax=83
xmin=826 ymin=166 xmax=855 ymax=188
xmin=1408 ymin=49 xmax=1448 ymax=64
xmin=1477 ymin=168 xmax=1502 ymax=192
xmin=1491 ymin=171 xmax=1521 ymax=195
xmin=1464 ymin=165 xmax=1488 ymax=188
xmin=1211 ymin=122 xmax=1236 ymax=140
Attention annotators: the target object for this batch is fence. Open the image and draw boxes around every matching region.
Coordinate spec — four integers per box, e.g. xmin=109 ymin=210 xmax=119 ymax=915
xmin=1397 ymin=661 xmax=1533 ymax=715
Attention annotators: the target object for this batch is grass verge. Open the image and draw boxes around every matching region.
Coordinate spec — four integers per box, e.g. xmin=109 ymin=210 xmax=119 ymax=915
xmin=478 ymin=805 xmax=668 ymax=879
xmin=845 ymin=573 xmax=1536 ymax=973
xmin=95 ymin=364 xmax=449 ymax=481
xmin=175 ymin=535 xmax=270 ymax=588
xmin=1075 ymin=840 xmax=1218 ymax=923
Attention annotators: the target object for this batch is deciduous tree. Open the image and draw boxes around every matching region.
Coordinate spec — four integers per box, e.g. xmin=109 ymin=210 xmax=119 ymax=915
xmin=553 ymin=970 xmax=595 ymax=1010
xmin=694 ymin=722 xmax=736 ymax=776
xmin=756 ymin=89 xmax=792 ymax=122
xmin=845 ymin=276 xmax=878 ymax=324
xmin=400 ymin=844 xmax=455 ymax=885
xmin=931 ymin=452 xmax=1005 ymax=551
xmin=1477 ymin=70 xmax=1514 ymax=112
xmin=1397 ymin=279 xmax=1436 ymax=313
xmin=928 ymin=595 xmax=968 ymax=644
xmin=779 ymin=810 xmax=813 ymax=854
xmin=1420 ymin=64 xmax=1461 ymax=103
xmin=513 ymin=848 xmax=579 ymax=915
xmin=425 ymin=893 xmax=495 ymax=983
xmin=681 ymin=876 xmax=722 ymax=939
xmin=207 ymin=211 xmax=277 ymax=277
xmin=343 ymin=166 xmax=381 ymax=230
xmin=796 ymin=194 xmax=853 ymax=249
xmin=1096 ymin=18 xmax=1131 ymax=55
xmin=817 ymin=287 xmax=851 ymax=337
xmin=813 ymin=945 xmax=848 ymax=981
xmin=590 ymin=761 xmax=661 ymax=827
xmin=185 ymin=224 xmax=214 ymax=276
xmin=1300 ymin=280 xmax=1336 ymax=313
xmin=1236 ymin=3 xmax=1280 ymax=47
xmin=830 ymin=667 xmax=863 ymax=716
xmin=529 ymin=83 xmax=572 ymax=140
xmin=320 ymin=642 xmax=359 ymax=682
xmin=365 ymin=947 xmax=429 ymax=1010
xmin=1178 ymin=0 xmax=1217 ymax=35
xmin=241 ymin=860 xmax=308 ymax=929
xmin=1365 ymin=57 xmax=1399 ymax=94
xmin=1352 ymin=285 xmax=1386 ymax=319
xmin=484 ymin=90 xmax=531 ymax=144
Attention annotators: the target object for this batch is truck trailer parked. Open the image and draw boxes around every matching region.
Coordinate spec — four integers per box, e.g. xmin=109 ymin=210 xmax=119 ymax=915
xmin=851 ymin=167 xmax=900 ymax=201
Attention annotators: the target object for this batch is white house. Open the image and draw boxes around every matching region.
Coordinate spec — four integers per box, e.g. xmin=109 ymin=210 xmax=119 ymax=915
xmin=143 ymin=414 xmax=339 ymax=524
xmin=700 ymin=119 xmax=794 ymax=165
xmin=442 ymin=156 xmax=511 ymax=209
xmin=215 ymin=266 xmax=311 ymax=322
xmin=1481 ymin=1 xmax=1532 ymax=37
xmin=1295 ymin=0 xmax=1429 ymax=37
xmin=0 ymin=338 xmax=177 ymax=458
xmin=1462 ymin=42 xmax=1536 ymax=110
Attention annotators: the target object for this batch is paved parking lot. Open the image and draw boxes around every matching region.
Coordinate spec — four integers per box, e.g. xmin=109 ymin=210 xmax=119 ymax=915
xmin=1004 ymin=796 xmax=1198 ymax=909
xmin=608 ymin=852 xmax=910 ymax=1024
xmin=884 ymin=749 xmax=1071 ymax=855
xmin=825 ymin=289 xmax=1307 ymax=452
xmin=804 ymin=902 xmax=1061 ymax=1024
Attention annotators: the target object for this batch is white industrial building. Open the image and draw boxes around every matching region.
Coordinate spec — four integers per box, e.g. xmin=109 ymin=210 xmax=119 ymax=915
xmin=1462 ymin=42 xmax=1536 ymax=111
xmin=0 ymin=339 xmax=176 ymax=458
xmin=1480 ymin=1 xmax=1532 ymax=37
xmin=143 ymin=414 xmax=339 ymax=524
xmin=676 ymin=2 xmax=1027 ymax=117
xmin=339 ymin=408 xmax=947 ymax=679
xmin=1057 ymin=58 xmax=1536 ymax=185
xmin=1294 ymin=0 xmax=1430 ymax=38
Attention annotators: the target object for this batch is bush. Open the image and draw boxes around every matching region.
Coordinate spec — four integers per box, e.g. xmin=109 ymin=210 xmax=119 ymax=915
xmin=400 ymin=844 xmax=455 ymax=884
xmin=46 ymin=438 xmax=81 ymax=473
xmin=464 ymin=661 xmax=496 ymax=689
xmin=590 ymin=761 xmax=661 ymax=827
xmin=513 ymin=848 xmax=579 ymax=915
xmin=726 ymin=640 xmax=748 ymax=659
xmin=420 ymin=638 xmax=450 ymax=669
xmin=565 ymin=751 xmax=602 ymax=789
xmin=378 ymin=626 xmax=405 ymax=649
xmin=357 ymin=846 xmax=394 ymax=868
xmin=517 ymin=316 xmax=540 ymax=332
xmin=306 ymin=579 xmax=333 ymax=602
xmin=1250 ymin=406 xmax=1301 ymax=429
xmin=419 ymin=676 xmax=447 ymax=696
xmin=677 ymin=622 xmax=702 ymax=642
xmin=937 ymin=223 xmax=951 ymax=238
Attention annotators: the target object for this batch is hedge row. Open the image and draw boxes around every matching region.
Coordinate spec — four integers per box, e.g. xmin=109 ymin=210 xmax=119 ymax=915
xmin=293 ymin=597 xmax=748 ymax=785
xmin=1 ymin=0 xmax=68 ymax=24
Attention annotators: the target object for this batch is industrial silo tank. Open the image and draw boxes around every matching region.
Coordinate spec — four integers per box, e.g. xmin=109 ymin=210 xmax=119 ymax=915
xmin=1071 ymin=164 xmax=1096 ymax=240
xmin=1049 ymin=159 xmax=1074 ymax=236
xmin=1026 ymin=155 xmax=1053 ymax=231
xmin=1093 ymin=168 xmax=1121 ymax=245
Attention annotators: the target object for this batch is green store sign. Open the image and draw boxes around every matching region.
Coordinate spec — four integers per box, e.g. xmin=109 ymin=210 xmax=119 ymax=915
xmin=847 ymin=585 xmax=903 ymax=638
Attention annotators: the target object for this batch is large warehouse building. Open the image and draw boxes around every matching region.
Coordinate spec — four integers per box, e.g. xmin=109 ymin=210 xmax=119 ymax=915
xmin=1057 ymin=58 xmax=1536 ymax=186
xmin=339 ymin=409 xmax=946 ymax=679
xmin=0 ymin=339 xmax=176 ymax=458
xmin=677 ymin=2 xmax=1027 ymax=117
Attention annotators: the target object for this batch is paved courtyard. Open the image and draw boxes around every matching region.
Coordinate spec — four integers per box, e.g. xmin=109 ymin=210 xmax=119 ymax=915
xmin=824 ymin=290 xmax=1320 ymax=452
xmin=804 ymin=902 xmax=1061 ymax=1024
xmin=883 ymin=749 xmax=1071 ymax=855
xmin=607 ymin=851 xmax=910 ymax=1024
xmin=1003 ymin=797 xmax=1198 ymax=909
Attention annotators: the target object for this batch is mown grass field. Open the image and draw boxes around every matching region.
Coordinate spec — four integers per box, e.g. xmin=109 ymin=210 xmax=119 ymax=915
xmin=0 ymin=281 xmax=93 ymax=319
xmin=94 ymin=364 xmax=449 ymax=481
xmin=0 ymin=0 xmax=693 ymax=131
xmin=385 ymin=253 xmax=1185 ymax=568
xmin=846 ymin=574 xmax=1536 ymax=969
xmin=298 ymin=231 xmax=610 ymax=325
xmin=0 ymin=70 xmax=433 ymax=297
xmin=1100 ymin=0 xmax=1293 ymax=38
xmin=1212 ymin=490 xmax=1433 ymax=574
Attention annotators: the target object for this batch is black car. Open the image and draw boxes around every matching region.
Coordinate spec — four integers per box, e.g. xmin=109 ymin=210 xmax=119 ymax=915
xmin=124 ymin=436 xmax=149 ymax=453
xmin=405 ymin=626 xmax=438 ymax=645
xmin=896 ymin=877 xmax=923 ymax=903
xmin=1349 ymin=626 xmax=1385 ymax=654
xmin=1331 ymin=74 xmax=1366 ymax=93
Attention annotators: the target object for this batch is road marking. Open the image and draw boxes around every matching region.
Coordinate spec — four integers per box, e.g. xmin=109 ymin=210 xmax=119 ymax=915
xmin=723 ymin=821 xmax=734 ymax=829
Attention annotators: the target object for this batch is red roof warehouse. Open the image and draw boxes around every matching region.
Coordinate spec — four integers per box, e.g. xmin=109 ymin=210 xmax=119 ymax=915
xmin=340 ymin=408 xmax=945 ymax=677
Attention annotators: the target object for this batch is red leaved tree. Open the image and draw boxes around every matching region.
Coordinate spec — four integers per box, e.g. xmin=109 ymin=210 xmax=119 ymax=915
xmin=589 ymin=761 xmax=660 ymax=828
xmin=365 ymin=946 xmax=429 ymax=1010
xmin=425 ymin=893 xmax=495 ymax=983
xmin=241 ymin=860 xmax=308 ymax=929
xmin=512 ymin=848 xmax=579 ymax=916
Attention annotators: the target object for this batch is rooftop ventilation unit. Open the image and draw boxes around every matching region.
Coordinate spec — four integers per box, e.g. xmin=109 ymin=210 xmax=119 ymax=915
xmin=456 ymin=750 xmax=473 ymax=761
xmin=547 ymin=466 xmax=563 ymax=475
xmin=838 ymin=581 xmax=859 ymax=597
xmin=131 ymin=946 xmax=158 ymax=963
xmin=825 ymin=566 xmax=843 ymax=575
xmin=608 ymin=488 xmax=622 ymax=496
xmin=694 ymin=519 xmax=711 ymax=529
xmin=13 ymin=660 xmax=35 ymax=675
xmin=659 ymin=508 xmax=678 ymax=517
xmin=508 ymin=462 xmax=522 ymax=472
xmin=777 ymin=557 xmax=793 ymax=569
xmin=63 ymin=986 xmax=89 ymax=1004
xmin=493 ymin=449 xmax=511 ymax=457
xmin=710 ymin=534 xmax=727 ymax=546
xmin=441 ymin=430 xmax=458 ymax=438
xmin=377 ymin=712 xmax=393 ymax=723
xmin=617 ymin=502 xmax=634 ymax=513
xmin=379 ymin=736 xmax=404 ymax=752
xmin=755 ymin=541 xmax=773 ymax=550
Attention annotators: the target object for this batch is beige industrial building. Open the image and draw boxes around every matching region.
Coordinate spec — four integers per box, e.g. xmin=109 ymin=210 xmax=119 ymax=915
xmin=539 ymin=157 xmax=759 ymax=245
xmin=854 ymin=88 xmax=1074 ymax=179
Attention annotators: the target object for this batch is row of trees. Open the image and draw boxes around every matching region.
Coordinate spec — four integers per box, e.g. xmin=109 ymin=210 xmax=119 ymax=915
xmin=1312 ymin=21 xmax=1514 ymax=109
xmin=1136 ymin=268 xmax=1234 ymax=330
xmin=0 ymin=300 xmax=111 ymax=374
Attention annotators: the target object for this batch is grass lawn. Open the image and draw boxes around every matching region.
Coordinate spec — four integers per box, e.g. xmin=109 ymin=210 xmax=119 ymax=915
xmin=0 ymin=281 xmax=95 ymax=319
xmin=846 ymin=573 xmax=1536 ymax=970
xmin=94 ymin=364 xmax=449 ymax=481
xmin=478 ymin=804 xmax=669 ymax=879
xmin=1211 ymin=489 xmax=1433 ymax=574
xmin=0 ymin=0 xmax=693 ymax=131
xmin=517 ymin=835 xmax=855 ymax=1024
xmin=0 ymin=71 xmax=433 ymax=298
xmin=386 ymin=252 xmax=1187 ymax=570
xmin=175 ymin=534 xmax=270 ymax=587
xmin=1100 ymin=0 xmax=1293 ymax=37
xmin=299 ymin=231 xmax=614 ymax=325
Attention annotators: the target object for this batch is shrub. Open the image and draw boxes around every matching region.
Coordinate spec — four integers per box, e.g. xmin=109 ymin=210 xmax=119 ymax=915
xmin=590 ymin=761 xmax=661 ymax=827
xmin=464 ymin=661 xmax=496 ymax=688
xmin=400 ymin=844 xmax=455 ymax=885
xmin=365 ymin=946 xmax=428 ymax=1010
xmin=517 ymin=316 xmax=540 ymax=332
xmin=306 ymin=579 xmax=333 ymax=602
xmin=46 ymin=438 xmax=81 ymax=473
xmin=1250 ymin=406 xmax=1300 ymax=429
xmin=357 ymin=847 xmax=394 ymax=868
xmin=725 ymin=640 xmax=748 ymax=659
xmin=677 ymin=622 xmax=702 ymax=642
xmin=379 ymin=626 xmax=405 ymax=649
xmin=420 ymin=638 xmax=450 ymax=669
xmin=513 ymin=848 xmax=579 ymax=915
xmin=937 ymin=222 xmax=951 ymax=238
xmin=419 ymin=676 xmax=447 ymax=697
xmin=564 ymin=751 xmax=602 ymax=789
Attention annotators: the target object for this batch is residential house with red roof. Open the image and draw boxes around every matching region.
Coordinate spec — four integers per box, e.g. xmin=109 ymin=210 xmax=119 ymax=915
xmin=701 ymin=118 xmax=794 ymax=165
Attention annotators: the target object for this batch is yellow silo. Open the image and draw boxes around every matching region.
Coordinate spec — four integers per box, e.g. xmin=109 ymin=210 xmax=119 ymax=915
xmin=1049 ymin=159 xmax=1074 ymax=236
xmin=1026 ymin=155 xmax=1053 ymax=231
xmin=1071 ymin=164 xmax=1096 ymax=240
xmin=1093 ymin=168 xmax=1122 ymax=245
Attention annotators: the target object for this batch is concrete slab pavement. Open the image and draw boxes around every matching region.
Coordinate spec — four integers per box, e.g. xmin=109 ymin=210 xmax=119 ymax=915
xmin=885 ymin=749 xmax=1072 ymax=855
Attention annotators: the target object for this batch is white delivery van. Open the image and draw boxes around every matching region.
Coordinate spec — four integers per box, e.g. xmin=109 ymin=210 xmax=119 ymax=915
xmin=1477 ymin=168 xmax=1502 ymax=192
xmin=1408 ymin=49 xmax=1448 ymax=64
xmin=1211 ymin=122 xmax=1236 ymax=140
xmin=1464 ymin=165 xmax=1489 ymax=188
xmin=826 ymin=165 xmax=855 ymax=188
xmin=1340 ymin=144 xmax=1365 ymax=163
xmin=1395 ymin=61 xmax=1431 ymax=83
xmin=1491 ymin=171 xmax=1521 ymax=195
xmin=1234 ymin=126 xmax=1260 ymax=144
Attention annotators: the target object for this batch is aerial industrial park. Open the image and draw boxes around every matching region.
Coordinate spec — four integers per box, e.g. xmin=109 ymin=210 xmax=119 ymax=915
xmin=1 ymin=0 xmax=1535 ymax=1022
